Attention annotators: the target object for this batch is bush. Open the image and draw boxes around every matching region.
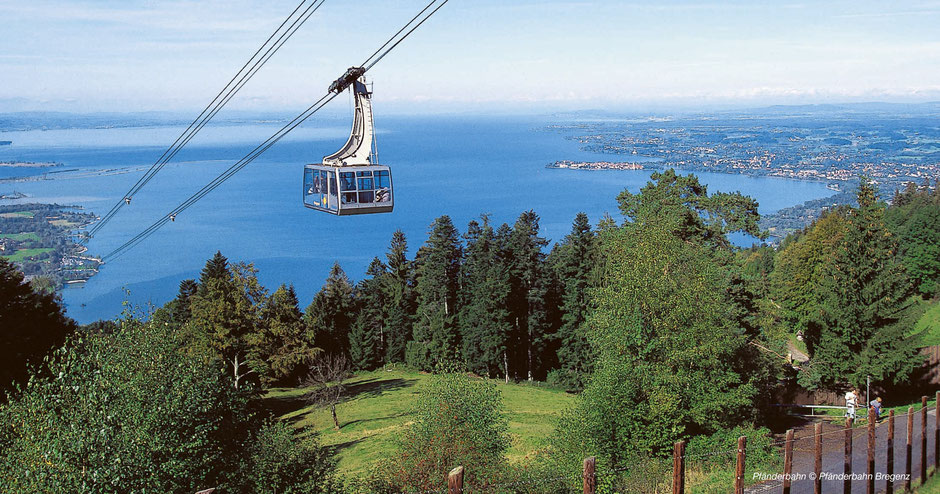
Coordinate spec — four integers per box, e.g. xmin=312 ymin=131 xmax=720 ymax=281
xmin=686 ymin=425 xmax=777 ymax=470
xmin=545 ymin=368 xmax=585 ymax=392
xmin=243 ymin=421 xmax=338 ymax=493
xmin=0 ymin=316 xmax=337 ymax=492
xmin=373 ymin=367 xmax=512 ymax=492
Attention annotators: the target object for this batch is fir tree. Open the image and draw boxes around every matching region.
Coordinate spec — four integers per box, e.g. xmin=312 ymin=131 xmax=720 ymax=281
xmin=407 ymin=216 xmax=462 ymax=370
xmin=804 ymin=179 xmax=922 ymax=389
xmin=382 ymin=230 xmax=414 ymax=363
xmin=168 ymin=278 xmax=199 ymax=326
xmin=458 ymin=217 xmax=512 ymax=379
xmin=0 ymin=259 xmax=76 ymax=396
xmin=885 ymin=183 xmax=940 ymax=297
xmin=256 ymin=284 xmax=318 ymax=385
xmin=349 ymin=258 xmax=387 ymax=370
xmin=305 ymin=263 xmax=355 ymax=358
xmin=506 ymin=210 xmax=549 ymax=381
xmin=187 ymin=259 xmax=264 ymax=389
xmin=200 ymin=251 xmax=231 ymax=286
xmin=548 ymin=212 xmax=596 ymax=390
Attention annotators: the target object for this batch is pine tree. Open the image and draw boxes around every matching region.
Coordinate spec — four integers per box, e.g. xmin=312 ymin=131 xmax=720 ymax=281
xmin=0 ymin=259 xmax=76 ymax=395
xmin=349 ymin=258 xmax=387 ymax=370
xmin=168 ymin=279 xmax=199 ymax=325
xmin=255 ymin=284 xmax=319 ymax=385
xmin=804 ymin=179 xmax=922 ymax=389
xmin=187 ymin=258 xmax=264 ymax=389
xmin=548 ymin=212 xmax=596 ymax=390
xmin=772 ymin=209 xmax=850 ymax=344
xmin=407 ymin=216 xmax=462 ymax=370
xmin=506 ymin=211 xmax=549 ymax=381
xmin=458 ymin=217 xmax=512 ymax=378
xmin=305 ymin=263 xmax=355 ymax=358
xmin=200 ymin=251 xmax=231 ymax=286
xmin=382 ymin=230 xmax=414 ymax=363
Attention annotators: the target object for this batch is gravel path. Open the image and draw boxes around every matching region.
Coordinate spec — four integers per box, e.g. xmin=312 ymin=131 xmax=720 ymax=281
xmin=746 ymin=408 xmax=937 ymax=494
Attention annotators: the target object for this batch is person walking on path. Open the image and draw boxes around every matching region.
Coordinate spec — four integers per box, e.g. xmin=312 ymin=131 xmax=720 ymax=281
xmin=845 ymin=389 xmax=858 ymax=419
xmin=870 ymin=396 xmax=883 ymax=420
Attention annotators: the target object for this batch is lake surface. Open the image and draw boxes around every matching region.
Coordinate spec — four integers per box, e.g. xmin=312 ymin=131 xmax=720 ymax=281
xmin=0 ymin=115 xmax=834 ymax=323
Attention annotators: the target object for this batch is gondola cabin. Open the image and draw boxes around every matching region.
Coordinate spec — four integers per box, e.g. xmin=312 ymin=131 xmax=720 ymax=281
xmin=304 ymin=69 xmax=393 ymax=215
xmin=303 ymin=164 xmax=392 ymax=215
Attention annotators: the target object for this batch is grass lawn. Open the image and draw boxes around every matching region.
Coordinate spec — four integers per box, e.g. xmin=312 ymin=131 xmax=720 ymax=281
xmin=915 ymin=468 xmax=939 ymax=492
xmin=263 ymin=368 xmax=574 ymax=476
xmin=0 ymin=232 xmax=40 ymax=242
xmin=915 ymin=299 xmax=940 ymax=346
xmin=0 ymin=211 xmax=35 ymax=218
xmin=2 ymin=247 xmax=53 ymax=262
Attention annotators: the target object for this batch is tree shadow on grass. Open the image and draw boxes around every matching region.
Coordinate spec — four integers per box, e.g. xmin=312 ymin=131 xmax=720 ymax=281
xmin=339 ymin=411 xmax=411 ymax=432
xmin=264 ymin=393 xmax=312 ymax=422
xmin=263 ymin=376 xmax=418 ymax=426
xmin=340 ymin=377 xmax=417 ymax=402
xmin=330 ymin=437 xmax=366 ymax=455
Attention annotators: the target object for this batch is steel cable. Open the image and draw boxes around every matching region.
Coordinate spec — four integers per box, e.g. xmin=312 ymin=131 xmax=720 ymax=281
xmin=87 ymin=0 xmax=326 ymax=238
xmin=102 ymin=0 xmax=451 ymax=261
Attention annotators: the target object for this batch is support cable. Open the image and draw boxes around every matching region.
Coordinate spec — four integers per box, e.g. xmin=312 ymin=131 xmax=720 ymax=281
xmin=103 ymin=0 xmax=451 ymax=261
xmin=87 ymin=0 xmax=327 ymax=238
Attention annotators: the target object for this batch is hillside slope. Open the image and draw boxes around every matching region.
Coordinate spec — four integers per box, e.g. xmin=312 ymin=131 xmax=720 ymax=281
xmin=263 ymin=368 xmax=575 ymax=475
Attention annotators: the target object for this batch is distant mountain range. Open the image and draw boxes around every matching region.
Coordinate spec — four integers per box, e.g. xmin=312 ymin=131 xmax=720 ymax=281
xmin=551 ymin=101 xmax=940 ymax=120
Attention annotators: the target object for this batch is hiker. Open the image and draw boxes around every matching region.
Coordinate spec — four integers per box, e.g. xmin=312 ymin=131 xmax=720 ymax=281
xmin=870 ymin=396 xmax=883 ymax=420
xmin=845 ymin=389 xmax=858 ymax=420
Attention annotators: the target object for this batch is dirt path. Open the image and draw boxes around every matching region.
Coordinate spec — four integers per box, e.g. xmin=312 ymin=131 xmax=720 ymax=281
xmin=747 ymin=409 xmax=937 ymax=494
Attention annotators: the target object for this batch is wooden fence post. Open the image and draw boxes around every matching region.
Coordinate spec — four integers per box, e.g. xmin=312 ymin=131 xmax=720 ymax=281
xmin=887 ymin=410 xmax=895 ymax=494
xmin=868 ymin=406 xmax=876 ymax=494
xmin=815 ymin=422 xmax=823 ymax=494
xmin=935 ymin=391 xmax=939 ymax=472
xmin=673 ymin=440 xmax=685 ymax=494
xmin=906 ymin=406 xmax=913 ymax=492
xmin=922 ymin=396 xmax=928 ymax=486
xmin=845 ymin=417 xmax=853 ymax=494
xmin=583 ymin=456 xmax=596 ymax=494
xmin=783 ymin=429 xmax=794 ymax=494
xmin=448 ymin=466 xmax=464 ymax=494
xmin=734 ymin=436 xmax=747 ymax=494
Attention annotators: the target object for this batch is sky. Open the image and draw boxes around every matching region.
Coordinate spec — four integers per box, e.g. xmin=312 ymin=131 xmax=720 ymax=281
xmin=2 ymin=0 xmax=940 ymax=114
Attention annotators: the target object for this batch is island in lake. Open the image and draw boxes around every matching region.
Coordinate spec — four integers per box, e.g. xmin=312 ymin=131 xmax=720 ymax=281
xmin=547 ymin=160 xmax=645 ymax=170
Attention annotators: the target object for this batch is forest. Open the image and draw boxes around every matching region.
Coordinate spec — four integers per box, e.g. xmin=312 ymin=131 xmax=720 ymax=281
xmin=1 ymin=169 xmax=937 ymax=492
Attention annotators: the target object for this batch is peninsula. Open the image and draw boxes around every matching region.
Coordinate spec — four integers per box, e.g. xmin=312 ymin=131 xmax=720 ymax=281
xmin=547 ymin=160 xmax=645 ymax=171
xmin=0 ymin=161 xmax=61 ymax=168
xmin=0 ymin=203 xmax=101 ymax=288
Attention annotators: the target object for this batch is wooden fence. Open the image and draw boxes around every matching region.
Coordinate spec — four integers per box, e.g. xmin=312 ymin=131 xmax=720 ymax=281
xmin=437 ymin=393 xmax=938 ymax=494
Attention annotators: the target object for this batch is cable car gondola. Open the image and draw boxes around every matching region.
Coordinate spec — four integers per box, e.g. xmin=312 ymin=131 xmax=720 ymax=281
xmin=304 ymin=69 xmax=392 ymax=215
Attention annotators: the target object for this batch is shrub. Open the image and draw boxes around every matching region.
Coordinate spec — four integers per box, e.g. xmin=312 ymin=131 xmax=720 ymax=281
xmin=375 ymin=367 xmax=511 ymax=492
xmin=243 ymin=420 xmax=338 ymax=493
xmin=0 ymin=316 xmax=337 ymax=492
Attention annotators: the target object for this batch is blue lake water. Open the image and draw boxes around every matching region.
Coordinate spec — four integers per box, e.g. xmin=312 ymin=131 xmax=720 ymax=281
xmin=0 ymin=115 xmax=834 ymax=324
